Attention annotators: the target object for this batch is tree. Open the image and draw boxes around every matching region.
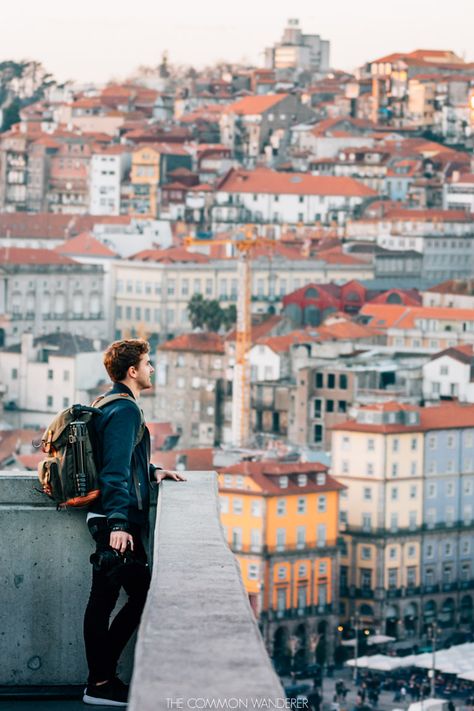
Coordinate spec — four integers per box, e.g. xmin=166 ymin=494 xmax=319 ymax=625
xmin=187 ymin=294 xmax=237 ymax=333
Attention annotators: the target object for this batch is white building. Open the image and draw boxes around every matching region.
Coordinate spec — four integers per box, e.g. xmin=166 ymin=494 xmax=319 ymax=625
xmin=443 ymin=173 xmax=474 ymax=214
xmin=423 ymin=345 xmax=474 ymax=403
xmin=0 ymin=332 xmax=106 ymax=427
xmin=265 ymin=18 xmax=330 ymax=74
xmin=213 ymin=167 xmax=375 ymax=228
xmin=89 ymin=146 xmax=131 ymax=215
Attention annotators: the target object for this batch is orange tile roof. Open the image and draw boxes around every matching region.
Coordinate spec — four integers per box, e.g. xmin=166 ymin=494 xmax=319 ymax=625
xmin=219 ymin=461 xmax=344 ymax=496
xmin=333 ymin=402 xmax=474 ymax=434
xmin=226 ymin=315 xmax=283 ymax=343
xmin=426 ymin=279 xmax=474 ymax=295
xmin=218 ymin=168 xmax=376 ymax=198
xmin=158 ymin=332 xmax=225 ymax=354
xmin=256 ymin=330 xmax=313 ymax=353
xmin=361 ymin=303 xmax=474 ymax=330
xmin=0 ymin=247 xmax=76 ymax=265
xmin=316 ymin=247 xmax=367 ymax=265
xmin=316 ymin=320 xmax=381 ymax=341
xmin=223 ymin=94 xmax=288 ymax=115
xmin=155 ymin=448 xmax=213 ymax=471
xmin=54 ymin=232 xmax=117 ymax=257
xmin=383 ymin=208 xmax=472 ymax=222
xmin=130 ymin=247 xmax=209 ymax=263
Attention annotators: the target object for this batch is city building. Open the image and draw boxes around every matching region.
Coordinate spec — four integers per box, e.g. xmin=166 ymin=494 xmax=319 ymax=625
xmin=89 ymin=145 xmax=131 ymax=215
xmin=218 ymin=461 xmax=343 ymax=667
xmin=0 ymin=247 xmax=106 ymax=346
xmin=423 ymin=345 xmax=474 ymax=403
xmin=444 ymin=173 xmax=474 ymax=213
xmin=264 ymin=19 xmax=330 ymax=75
xmin=155 ymin=332 xmax=226 ymax=448
xmin=212 ymin=168 xmax=376 ymax=229
xmin=0 ymin=332 xmax=105 ymax=427
xmin=332 ymin=401 xmax=474 ymax=638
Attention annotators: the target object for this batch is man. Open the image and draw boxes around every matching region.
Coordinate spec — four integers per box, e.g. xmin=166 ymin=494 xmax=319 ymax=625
xmin=83 ymin=339 xmax=185 ymax=707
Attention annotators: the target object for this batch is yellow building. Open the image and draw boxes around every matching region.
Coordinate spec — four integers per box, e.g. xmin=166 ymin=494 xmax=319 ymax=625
xmin=129 ymin=145 xmax=161 ymax=218
xmin=218 ymin=460 xmax=344 ymax=669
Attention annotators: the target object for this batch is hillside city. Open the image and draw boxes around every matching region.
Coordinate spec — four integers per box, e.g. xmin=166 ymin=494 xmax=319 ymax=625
xmin=1 ymin=17 xmax=474 ymax=706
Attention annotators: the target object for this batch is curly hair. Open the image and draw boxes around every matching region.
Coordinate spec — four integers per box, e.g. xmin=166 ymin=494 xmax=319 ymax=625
xmin=103 ymin=339 xmax=150 ymax=382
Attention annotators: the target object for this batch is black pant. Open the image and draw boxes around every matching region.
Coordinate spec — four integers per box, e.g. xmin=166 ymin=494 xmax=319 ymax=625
xmin=83 ymin=521 xmax=151 ymax=683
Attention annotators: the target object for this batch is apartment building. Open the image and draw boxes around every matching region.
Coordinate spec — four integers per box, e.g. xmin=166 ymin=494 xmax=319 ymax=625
xmin=0 ymin=332 xmax=105 ymax=427
xmin=218 ymin=461 xmax=343 ymax=668
xmin=0 ymin=248 xmax=106 ymax=346
xmin=360 ymin=303 xmax=474 ymax=350
xmin=423 ymin=345 xmax=474 ymax=403
xmin=212 ymin=168 xmax=376 ymax=229
xmin=155 ymin=332 xmax=226 ymax=448
xmin=89 ymin=146 xmax=131 ymax=215
xmin=332 ymin=401 xmax=474 ymax=639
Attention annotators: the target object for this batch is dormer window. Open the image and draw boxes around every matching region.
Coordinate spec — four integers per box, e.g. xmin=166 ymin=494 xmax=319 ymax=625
xmin=316 ymin=472 xmax=326 ymax=486
xmin=297 ymin=474 xmax=307 ymax=487
xmin=279 ymin=476 xmax=288 ymax=489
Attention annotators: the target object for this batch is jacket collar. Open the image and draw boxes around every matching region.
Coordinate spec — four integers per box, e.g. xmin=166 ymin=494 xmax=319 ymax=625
xmin=110 ymin=382 xmax=136 ymax=399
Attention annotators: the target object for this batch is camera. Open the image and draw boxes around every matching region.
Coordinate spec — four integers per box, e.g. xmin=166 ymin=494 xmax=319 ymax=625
xmin=90 ymin=546 xmax=134 ymax=573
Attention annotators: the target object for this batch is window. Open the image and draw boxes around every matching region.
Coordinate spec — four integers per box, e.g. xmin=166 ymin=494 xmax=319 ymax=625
xmin=251 ymin=501 xmax=261 ymax=517
xmin=392 ymin=438 xmax=400 ymax=452
xmin=298 ymin=564 xmax=307 ymax=577
xmin=338 ymin=400 xmax=347 ymax=413
xmin=367 ymin=462 xmax=374 ymax=476
xmin=390 ymin=513 xmax=398 ymax=531
xmin=389 ymin=546 xmax=397 ymax=559
xmin=408 ymin=545 xmax=416 ymax=558
xmin=318 ymin=495 xmax=327 ymax=512
xmin=232 ymin=528 xmax=242 ymax=550
xmin=277 ymin=499 xmax=286 ymax=516
xmin=362 ymin=513 xmax=372 ymax=531
xmin=388 ymin=568 xmax=398 ymax=589
xmin=447 ymin=434 xmax=455 ymax=448
xmin=391 ymin=486 xmax=399 ymax=501
xmin=248 ymin=564 xmax=258 ymax=580
xmin=410 ymin=485 xmax=417 ymax=499
xmin=276 ymin=528 xmax=286 ymax=551
xmin=11 ymin=368 xmax=18 ymax=380
xmin=326 ymin=399 xmax=334 ymax=413
xmin=446 ymin=481 xmax=455 ymax=497
xmin=250 ymin=528 xmax=261 ymax=551
xmin=410 ymin=461 xmax=417 ymax=476
xmin=339 ymin=374 xmax=348 ymax=389
xmin=232 ymin=498 xmax=243 ymax=514
xmin=411 ymin=438 xmax=417 ymax=451
xmin=297 ymin=474 xmax=307 ymax=487
xmin=236 ymin=476 xmax=244 ymax=489
xmin=368 ymin=439 xmax=375 ymax=451
xmin=219 ymin=496 xmax=229 ymax=513
xmin=407 ymin=566 xmax=416 ymax=586
xmin=63 ymin=397 xmax=69 ymax=408
xmin=317 ymin=524 xmax=326 ymax=545
xmin=47 ymin=395 xmax=53 ymax=407
xmin=409 ymin=511 xmax=417 ymax=529
xmin=315 ymin=372 xmax=323 ymax=388
xmin=363 ymin=487 xmax=372 ymax=500
xmin=342 ymin=436 xmax=350 ymax=450
xmin=327 ymin=373 xmax=335 ymax=389
xmin=360 ymin=568 xmax=372 ymax=590
xmin=47 ymin=369 xmax=53 ymax=380
xmin=361 ymin=546 xmax=372 ymax=560
xmin=314 ymin=399 xmax=322 ymax=418
xmin=428 ymin=435 xmax=437 ymax=450
xmin=342 ymin=460 xmax=349 ymax=473
xmin=297 ymin=497 xmax=306 ymax=514
xmin=428 ymin=483 xmax=437 ymax=498
xmin=392 ymin=463 xmax=398 ymax=477
xmin=296 ymin=526 xmax=306 ymax=549
xmin=314 ymin=425 xmax=323 ymax=443
xmin=279 ymin=476 xmax=288 ymax=488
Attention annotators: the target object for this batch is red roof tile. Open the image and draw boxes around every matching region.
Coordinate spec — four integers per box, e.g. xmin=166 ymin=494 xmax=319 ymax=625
xmin=130 ymin=247 xmax=209 ymax=263
xmin=54 ymin=232 xmax=117 ymax=258
xmin=218 ymin=168 xmax=376 ymax=198
xmin=224 ymin=94 xmax=288 ymax=115
xmin=219 ymin=460 xmax=344 ymax=496
xmin=158 ymin=332 xmax=225 ymax=354
xmin=333 ymin=402 xmax=474 ymax=434
xmin=0 ymin=247 xmax=76 ymax=265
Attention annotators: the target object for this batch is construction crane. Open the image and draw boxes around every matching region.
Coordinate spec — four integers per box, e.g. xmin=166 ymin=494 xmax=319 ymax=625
xmin=184 ymin=226 xmax=275 ymax=448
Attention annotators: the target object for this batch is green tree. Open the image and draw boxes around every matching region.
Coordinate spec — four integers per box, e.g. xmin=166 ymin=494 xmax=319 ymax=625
xmin=187 ymin=295 xmax=237 ymax=333
xmin=187 ymin=293 xmax=207 ymax=329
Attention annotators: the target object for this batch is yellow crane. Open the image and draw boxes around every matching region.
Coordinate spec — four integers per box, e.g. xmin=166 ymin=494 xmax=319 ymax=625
xmin=184 ymin=226 xmax=275 ymax=447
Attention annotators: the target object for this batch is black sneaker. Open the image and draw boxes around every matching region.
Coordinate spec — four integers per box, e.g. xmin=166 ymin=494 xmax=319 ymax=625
xmin=83 ymin=678 xmax=128 ymax=706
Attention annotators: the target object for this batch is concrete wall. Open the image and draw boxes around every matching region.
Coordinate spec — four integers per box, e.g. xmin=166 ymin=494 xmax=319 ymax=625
xmin=0 ymin=473 xmax=150 ymax=686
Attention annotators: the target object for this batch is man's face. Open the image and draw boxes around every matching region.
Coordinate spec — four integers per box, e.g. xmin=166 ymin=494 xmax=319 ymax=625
xmin=133 ymin=352 xmax=154 ymax=391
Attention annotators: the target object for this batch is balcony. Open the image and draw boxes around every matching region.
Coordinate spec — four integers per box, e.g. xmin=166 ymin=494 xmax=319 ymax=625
xmin=1 ymin=471 xmax=284 ymax=705
xmin=230 ymin=540 xmax=339 ymax=555
xmin=269 ymin=604 xmax=333 ymax=621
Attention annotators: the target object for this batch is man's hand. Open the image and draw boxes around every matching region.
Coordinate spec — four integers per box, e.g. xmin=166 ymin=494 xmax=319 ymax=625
xmin=109 ymin=530 xmax=134 ymax=553
xmin=155 ymin=469 xmax=187 ymax=484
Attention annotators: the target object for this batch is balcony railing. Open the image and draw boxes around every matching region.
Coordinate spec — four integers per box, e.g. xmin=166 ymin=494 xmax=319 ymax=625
xmin=267 ymin=604 xmax=333 ymax=621
xmin=230 ymin=540 xmax=340 ymax=555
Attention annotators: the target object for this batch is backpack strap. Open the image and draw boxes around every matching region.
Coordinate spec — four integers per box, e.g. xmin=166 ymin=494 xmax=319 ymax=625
xmin=92 ymin=393 xmax=146 ymax=448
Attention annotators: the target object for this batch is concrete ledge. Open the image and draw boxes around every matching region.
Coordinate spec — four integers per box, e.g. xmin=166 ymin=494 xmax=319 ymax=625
xmin=129 ymin=472 xmax=284 ymax=711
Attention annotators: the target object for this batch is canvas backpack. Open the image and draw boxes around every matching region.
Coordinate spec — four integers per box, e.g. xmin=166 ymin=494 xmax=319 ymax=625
xmin=37 ymin=393 xmax=145 ymax=509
